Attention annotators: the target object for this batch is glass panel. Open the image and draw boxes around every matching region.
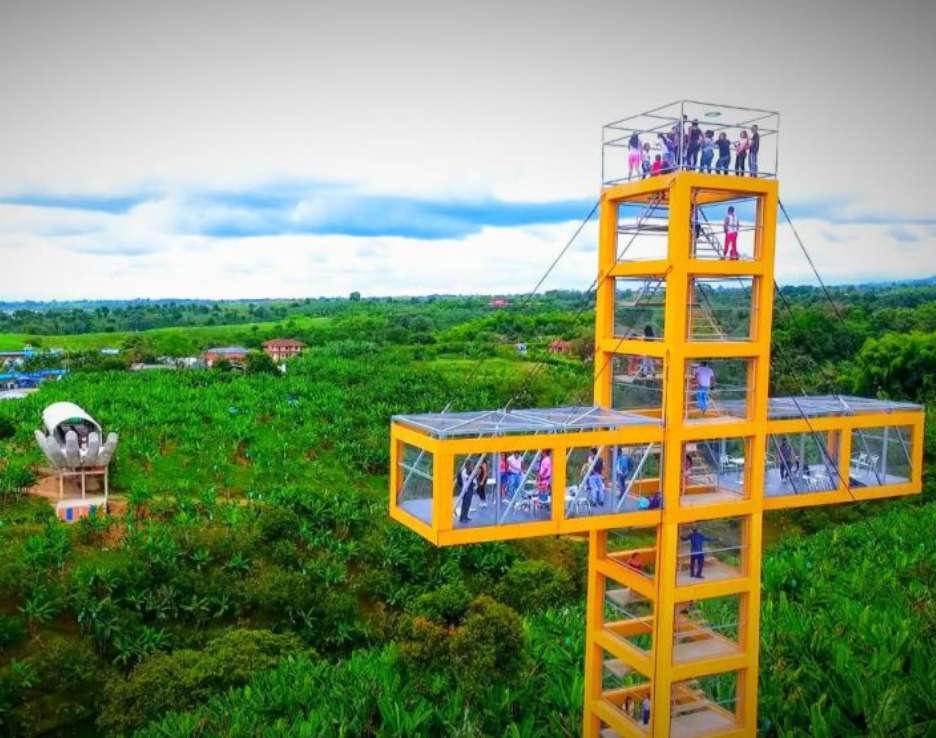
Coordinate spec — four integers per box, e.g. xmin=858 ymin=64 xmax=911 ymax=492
xmin=676 ymin=518 xmax=747 ymax=586
xmin=674 ymin=596 xmax=742 ymax=664
xmin=600 ymin=647 xmax=652 ymax=734
xmin=681 ymin=439 xmax=749 ymax=507
xmin=615 ymin=277 xmax=665 ymax=339
xmin=690 ymin=193 xmax=761 ymax=261
xmin=849 ymin=425 xmax=913 ymax=488
xmin=688 ymin=277 xmax=756 ymax=342
xmin=602 ymin=576 xmax=654 ymax=656
xmin=684 ymin=359 xmax=751 ymax=422
xmin=565 ymin=444 xmax=663 ymax=518
xmin=617 ymin=199 xmax=670 ymax=262
xmin=607 ymin=526 xmax=657 ymax=580
xmin=613 ymin=355 xmax=663 ymax=417
xmin=397 ymin=443 xmax=433 ymax=524
xmin=671 ymin=672 xmax=740 ymax=736
xmin=453 ymin=449 xmax=552 ymax=528
xmin=766 ymin=431 xmax=840 ymax=497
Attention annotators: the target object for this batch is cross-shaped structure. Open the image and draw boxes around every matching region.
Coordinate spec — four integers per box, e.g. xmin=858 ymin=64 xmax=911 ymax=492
xmin=388 ymin=101 xmax=925 ymax=738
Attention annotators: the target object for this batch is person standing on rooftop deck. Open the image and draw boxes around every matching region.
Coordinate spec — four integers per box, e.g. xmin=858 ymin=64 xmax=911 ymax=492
xmin=749 ymin=124 xmax=760 ymax=176
xmin=641 ymin=142 xmax=652 ymax=178
xmin=724 ymin=206 xmax=740 ymax=260
xmin=682 ymin=526 xmax=711 ymax=578
xmin=693 ymin=361 xmax=716 ymax=415
xmin=735 ymin=129 xmax=750 ymax=176
xmin=627 ymin=132 xmax=641 ymax=180
xmin=700 ymin=130 xmax=715 ymax=173
xmin=686 ymin=119 xmax=703 ymax=169
xmin=651 ymin=154 xmax=663 ymax=176
xmin=657 ymin=133 xmax=674 ymax=172
xmin=458 ymin=460 xmax=478 ymax=523
xmin=715 ymin=132 xmax=731 ymax=174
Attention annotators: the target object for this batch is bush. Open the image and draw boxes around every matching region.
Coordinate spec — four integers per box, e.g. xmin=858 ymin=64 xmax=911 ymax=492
xmin=98 ymin=628 xmax=303 ymax=736
xmin=398 ymin=594 xmax=526 ymax=702
xmin=0 ymin=418 xmax=15 ymax=441
xmin=408 ymin=581 xmax=471 ymax=625
xmin=0 ymin=614 xmax=27 ymax=650
xmin=494 ymin=559 xmax=575 ymax=613
xmin=450 ymin=596 xmax=527 ymax=694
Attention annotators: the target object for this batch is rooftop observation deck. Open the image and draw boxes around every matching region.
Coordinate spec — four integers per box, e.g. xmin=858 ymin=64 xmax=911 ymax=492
xmin=602 ymin=100 xmax=779 ymax=187
xmin=393 ymin=396 xmax=920 ymax=437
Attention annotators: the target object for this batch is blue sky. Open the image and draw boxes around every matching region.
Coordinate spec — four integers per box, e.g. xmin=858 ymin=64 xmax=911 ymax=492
xmin=0 ymin=0 xmax=934 ymax=299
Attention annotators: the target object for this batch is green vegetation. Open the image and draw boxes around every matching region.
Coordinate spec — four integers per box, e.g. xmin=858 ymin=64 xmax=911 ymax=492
xmin=0 ymin=284 xmax=933 ymax=737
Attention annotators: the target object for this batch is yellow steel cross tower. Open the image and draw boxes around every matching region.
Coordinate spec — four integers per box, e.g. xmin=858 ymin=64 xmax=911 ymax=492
xmin=387 ymin=102 xmax=925 ymax=738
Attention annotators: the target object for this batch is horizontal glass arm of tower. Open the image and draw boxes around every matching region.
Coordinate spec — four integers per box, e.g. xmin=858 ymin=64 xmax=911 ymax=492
xmin=389 ymin=406 xmax=666 ymax=545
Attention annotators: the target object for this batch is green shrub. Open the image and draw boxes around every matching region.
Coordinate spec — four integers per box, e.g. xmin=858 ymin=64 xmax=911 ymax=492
xmin=408 ymin=581 xmax=471 ymax=625
xmin=97 ymin=628 xmax=303 ymax=736
xmin=494 ymin=559 xmax=575 ymax=613
xmin=0 ymin=614 xmax=27 ymax=650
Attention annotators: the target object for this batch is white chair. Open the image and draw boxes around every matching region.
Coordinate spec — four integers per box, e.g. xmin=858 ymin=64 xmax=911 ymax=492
xmin=565 ymin=485 xmax=590 ymax=517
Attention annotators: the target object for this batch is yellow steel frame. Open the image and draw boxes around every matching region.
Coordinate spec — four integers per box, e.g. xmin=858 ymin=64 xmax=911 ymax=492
xmin=387 ymin=171 xmax=925 ymax=737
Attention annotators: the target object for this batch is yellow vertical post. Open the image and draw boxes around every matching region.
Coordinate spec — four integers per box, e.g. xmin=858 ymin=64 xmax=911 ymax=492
xmin=594 ymin=196 xmax=618 ymax=408
xmin=433 ymin=452 xmax=454 ymax=540
xmin=582 ymin=530 xmax=605 ymax=738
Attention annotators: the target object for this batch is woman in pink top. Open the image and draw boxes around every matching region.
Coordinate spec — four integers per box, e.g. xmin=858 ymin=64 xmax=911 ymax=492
xmin=734 ymin=130 xmax=749 ymax=176
xmin=537 ymin=450 xmax=552 ymax=492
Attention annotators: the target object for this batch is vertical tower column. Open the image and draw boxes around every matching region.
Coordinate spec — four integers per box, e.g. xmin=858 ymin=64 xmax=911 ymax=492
xmin=586 ymin=172 xmax=779 ymax=738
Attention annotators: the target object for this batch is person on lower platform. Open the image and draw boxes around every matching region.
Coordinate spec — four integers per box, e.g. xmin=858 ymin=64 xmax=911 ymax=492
xmin=458 ymin=460 xmax=478 ymax=523
xmin=724 ymin=205 xmax=740 ymax=260
xmin=536 ymin=450 xmax=552 ymax=509
xmin=615 ymin=450 xmax=632 ymax=496
xmin=641 ymin=696 xmax=651 ymax=725
xmin=682 ymin=526 xmax=712 ymax=578
xmin=778 ymin=437 xmax=797 ymax=482
xmin=506 ymin=451 xmax=523 ymax=500
xmin=475 ymin=457 xmax=489 ymax=508
xmin=587 ymin=469 xmax=605 ymax=507
xmin=693 ymin=361 xmax=716 ymax=415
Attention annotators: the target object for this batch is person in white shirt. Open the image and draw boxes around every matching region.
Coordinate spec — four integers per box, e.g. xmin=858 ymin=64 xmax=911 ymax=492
xmin=723 ymin=206 xmax=740 ymax=260
xmin=693 ymin=361 xmax=716 ymax=415
xmin=506 ymin=451 xmax=523 ymax=499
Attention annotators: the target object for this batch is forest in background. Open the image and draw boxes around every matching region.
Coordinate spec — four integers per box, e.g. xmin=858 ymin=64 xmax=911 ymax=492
xmin=0 ymin=283 xmax=933 ymax=737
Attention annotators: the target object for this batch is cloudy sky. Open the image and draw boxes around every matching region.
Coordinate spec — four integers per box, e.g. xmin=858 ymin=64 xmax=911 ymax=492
xmin=1 ymin=0 xmax=934 ymax=300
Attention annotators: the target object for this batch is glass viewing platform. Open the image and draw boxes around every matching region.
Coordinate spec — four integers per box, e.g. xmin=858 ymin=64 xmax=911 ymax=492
xmin=390 ymin=395 xmax=922 ymax=545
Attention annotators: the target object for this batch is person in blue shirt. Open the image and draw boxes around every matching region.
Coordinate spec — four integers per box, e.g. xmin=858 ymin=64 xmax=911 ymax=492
xmin=681 ymin=526 xmax=711 ymax=578
xmin=615 ymin=451 xmax=632 ymax=497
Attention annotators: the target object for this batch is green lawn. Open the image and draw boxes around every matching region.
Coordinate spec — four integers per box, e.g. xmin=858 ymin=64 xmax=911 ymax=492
xmin=0 ymin=317 xmax=329 ymax=354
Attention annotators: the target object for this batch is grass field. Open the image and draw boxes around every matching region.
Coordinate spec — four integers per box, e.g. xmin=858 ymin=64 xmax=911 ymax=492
xmin=0 ymin=316 xmax=330 ymax=354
